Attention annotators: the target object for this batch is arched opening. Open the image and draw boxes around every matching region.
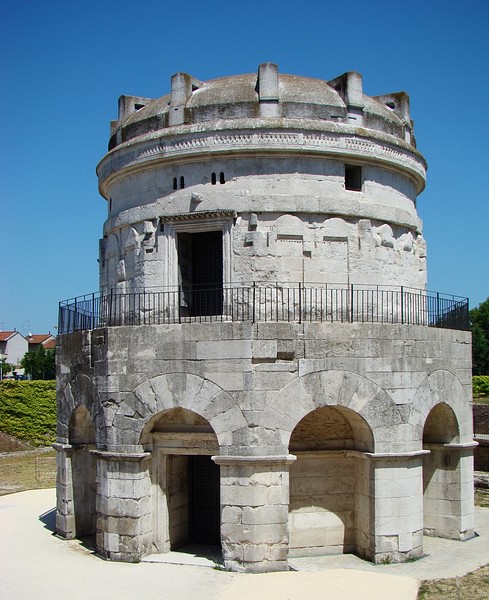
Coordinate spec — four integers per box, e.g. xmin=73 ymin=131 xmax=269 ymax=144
xmin=69 ymin=406 xmax=96 ymax=539
xmin=288 ymin=406 xmax=373 ymax=559
xmin=423 ymin=402 xmax=461 ymax=538
xmin=142 ymin=408 xmax=220 ymax=553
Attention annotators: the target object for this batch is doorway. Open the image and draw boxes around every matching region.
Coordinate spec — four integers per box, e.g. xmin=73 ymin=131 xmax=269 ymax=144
xmin=178 ymin=231 xmax=223 ymax=317
xmin=189 ymin=455 xmax=221 ymax=545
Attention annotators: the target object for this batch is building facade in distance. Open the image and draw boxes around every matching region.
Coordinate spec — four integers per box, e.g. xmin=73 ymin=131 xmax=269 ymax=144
xmin=55 ymin=64 xmax=475 ymax=572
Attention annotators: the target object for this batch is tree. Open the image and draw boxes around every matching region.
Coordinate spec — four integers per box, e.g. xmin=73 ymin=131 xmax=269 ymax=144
xmin=470 ymin=297 xmax=489 ymax=375
xmin=0 ymin=361 xmax=13 ymax=379
xmin=21 ymin=346 xmax=56 ymax=380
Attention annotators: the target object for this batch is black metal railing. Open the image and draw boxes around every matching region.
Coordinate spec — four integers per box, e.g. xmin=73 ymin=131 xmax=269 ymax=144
xmin=58 ymin=283 xmax=470 ymax=334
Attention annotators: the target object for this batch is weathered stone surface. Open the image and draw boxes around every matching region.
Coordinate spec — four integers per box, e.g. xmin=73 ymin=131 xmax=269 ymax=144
xmin=56 ymin=64 xmax=474 ymax=573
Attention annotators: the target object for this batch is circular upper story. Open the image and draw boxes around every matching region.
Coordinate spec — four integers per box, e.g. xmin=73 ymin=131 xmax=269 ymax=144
xmin=97 ymin=64 xmax=427 ymax=205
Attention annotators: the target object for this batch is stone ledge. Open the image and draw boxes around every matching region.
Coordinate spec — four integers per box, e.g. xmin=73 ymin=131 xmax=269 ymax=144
xmin=90 ymin=450 xmax=151 ymax=462
xmin=212 ymin=454 xmax=296 ymax=466
xmin=366 ymin=450 xmax=430 ymax=460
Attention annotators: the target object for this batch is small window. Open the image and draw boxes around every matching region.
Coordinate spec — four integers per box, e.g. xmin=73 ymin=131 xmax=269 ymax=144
xmin=180 ymin=176 xmax=185 ymax=189
xmin=219 ymin=172 xmax=225 ymax=184
xmin=173 ymin=177 xmax=178 ymax=190
xmin=345 ymin=165 xmax=362 ymax=192
xmin=211 ymin=172 xmax=217 ymax=185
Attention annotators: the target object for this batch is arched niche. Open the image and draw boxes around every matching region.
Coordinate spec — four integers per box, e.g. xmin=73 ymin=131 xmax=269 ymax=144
xmin=68 ymin=406 xmax=96 ymax=539
xmin=143 ymin=408 xmax=220 ymax=553
xmin=288 ymin=406 xmax=373 ymax=560
xmin=422 ymin=402 xmax=464 ymax=539
xmin=423 ymin=402 xmax=459 ymax=445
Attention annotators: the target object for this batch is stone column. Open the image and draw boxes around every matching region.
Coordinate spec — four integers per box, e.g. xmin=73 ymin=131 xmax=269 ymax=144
xmin=214 ymin=455 xmax=296 ymax=573
xmin=92 ymin=450 xmax=152 ymax=562
xmin=370 ymin=451 xmax=427 ymax=563
xmin=53 ymin=443 xmax=75 ymax=539
xmin=423 ymin=442 xmax=477 ymax=541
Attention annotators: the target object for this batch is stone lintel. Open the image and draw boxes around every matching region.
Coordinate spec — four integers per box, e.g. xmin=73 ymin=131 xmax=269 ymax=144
xmin=212 ymin=454 xmax=296 ymax=466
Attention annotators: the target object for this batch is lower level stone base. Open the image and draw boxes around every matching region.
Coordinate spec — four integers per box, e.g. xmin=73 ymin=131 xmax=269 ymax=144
xmin=224 ymin=558 xmax=289 ymax=573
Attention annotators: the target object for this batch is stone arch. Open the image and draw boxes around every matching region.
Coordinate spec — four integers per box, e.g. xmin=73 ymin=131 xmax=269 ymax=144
xmin=126 ymin=373 xmax=247 ymax=450
xmin=288 ymin=404 xmax=374 ymax=559
xmin=290 ymin=405 xmax=374 ymax=452
xmin=412 ymin=370 xmax=472 ymax=445
xmin=261 ymin=369 xmax=400 ymax=453
xmin=58 ymin=373 xmax=103 ymax=445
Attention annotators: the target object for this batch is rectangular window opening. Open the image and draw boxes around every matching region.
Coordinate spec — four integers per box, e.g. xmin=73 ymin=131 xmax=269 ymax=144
xmin=345 ymin=165 xmax=362 ymax=192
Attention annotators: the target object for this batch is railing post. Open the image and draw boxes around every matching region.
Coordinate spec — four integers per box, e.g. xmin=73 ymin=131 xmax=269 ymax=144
xmin=350 ymin=283 xmax=354 ymax=323
xmin=252 ymin=282 xmax=256 ymax=324
xmin=109 ymin=290 xmax=114 ymax=326
xmin=275 ymin=282 xmax=279 ymax=322
xmin=400 ymin=286 xmax=404 ymax=324
xmin=298 ymin=282 xmax=302 ymax=324
xmin=436 ymin=292 xmax=440 ymax=327
xmin=178 ymin=286 xmax=182 ymax=324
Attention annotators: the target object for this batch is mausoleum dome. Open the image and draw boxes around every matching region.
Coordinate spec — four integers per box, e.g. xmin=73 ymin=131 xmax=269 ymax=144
xmin=109 ymin=66 xmax=416 ymax=153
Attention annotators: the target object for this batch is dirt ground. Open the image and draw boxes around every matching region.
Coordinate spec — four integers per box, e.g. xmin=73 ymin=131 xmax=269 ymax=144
xmin=0 ymin=447 xmax=55 ymax=495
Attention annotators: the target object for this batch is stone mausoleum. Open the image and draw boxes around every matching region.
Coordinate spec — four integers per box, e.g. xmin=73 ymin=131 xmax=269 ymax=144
xmin=55 ymin=64 xmax=475 ymax=572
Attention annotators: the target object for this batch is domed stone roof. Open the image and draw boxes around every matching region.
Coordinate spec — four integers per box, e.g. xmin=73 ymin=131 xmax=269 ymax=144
xmin=111 ymin=65 xmax=412 ymax=150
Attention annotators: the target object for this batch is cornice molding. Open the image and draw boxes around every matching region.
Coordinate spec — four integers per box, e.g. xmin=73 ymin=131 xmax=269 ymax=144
xmin=98 ymin=130 xmax=426 ymax=196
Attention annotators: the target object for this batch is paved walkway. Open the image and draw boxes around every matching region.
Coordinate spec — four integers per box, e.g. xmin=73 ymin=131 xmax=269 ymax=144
xmin=1 ymin=488 xmax=488 ymax=600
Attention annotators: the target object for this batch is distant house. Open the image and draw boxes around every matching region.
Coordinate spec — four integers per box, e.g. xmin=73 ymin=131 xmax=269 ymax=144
xmin=27 ymin=334 xmax=56 ymax=353
xmin=0 ymin=331 xmax=28 ymax=366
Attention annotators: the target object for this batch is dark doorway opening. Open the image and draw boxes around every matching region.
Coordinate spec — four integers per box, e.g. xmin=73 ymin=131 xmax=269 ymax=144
xmin=189 ymin=455 xmax=220 ymax=545
xmin=178 ymin=231 xmax=223 ymax=317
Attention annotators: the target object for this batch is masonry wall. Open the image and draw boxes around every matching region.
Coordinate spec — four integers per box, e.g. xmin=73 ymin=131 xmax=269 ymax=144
xmin=56 ymin=321 xmax=473 ymax=570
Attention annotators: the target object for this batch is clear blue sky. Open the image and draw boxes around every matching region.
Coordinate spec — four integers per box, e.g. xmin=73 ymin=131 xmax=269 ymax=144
xmin=1 ymin=0 xmax=488 ymax=334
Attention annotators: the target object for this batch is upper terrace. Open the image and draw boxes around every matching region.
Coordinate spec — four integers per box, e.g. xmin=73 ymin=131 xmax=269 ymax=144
xmin=58 ymin=282 xmax=469 ymax=334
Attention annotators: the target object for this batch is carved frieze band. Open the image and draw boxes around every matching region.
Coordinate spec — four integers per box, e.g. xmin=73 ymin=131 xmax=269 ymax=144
xmin=99 ymin=131 xmax=426 ymax=183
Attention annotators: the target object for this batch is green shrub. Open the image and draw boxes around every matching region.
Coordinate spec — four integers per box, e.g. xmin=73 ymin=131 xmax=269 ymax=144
xmin=0 ymin=380 xmax=56 ymax=446
xmin=473 ymin=376 xmax=489 ymax=399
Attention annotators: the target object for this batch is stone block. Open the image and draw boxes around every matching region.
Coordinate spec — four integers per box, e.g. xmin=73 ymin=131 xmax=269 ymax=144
xmin=252 ymin=340 xmax=277 ymax=360
xmin=196 ymin=340 xmax=252 ymax=360
xmin=222 ymin=505 xmax=243 ymax=524
xmin=241 ymin=505 xmax=288 ymax=525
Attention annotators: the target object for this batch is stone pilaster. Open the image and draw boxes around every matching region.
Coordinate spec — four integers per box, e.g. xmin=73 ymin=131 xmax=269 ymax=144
xmin=53 ymin=443 xmax=75 ymax=539
xmin=214 ymin=455 xmax=295 ymax=573
xmin=370 ymin=451 xmax=426 ymax=563
xmin=423 ymin=442 xmax=477 ymax=541
xmin=93 ymin=450 xmax=152 ymax=562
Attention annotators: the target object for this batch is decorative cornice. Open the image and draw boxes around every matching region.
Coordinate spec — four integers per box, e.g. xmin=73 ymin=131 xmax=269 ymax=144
xmin=160 ymin=209 xmax=237 ymax=223
xmin=98 ymin=129 xmax=426 ymax=194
